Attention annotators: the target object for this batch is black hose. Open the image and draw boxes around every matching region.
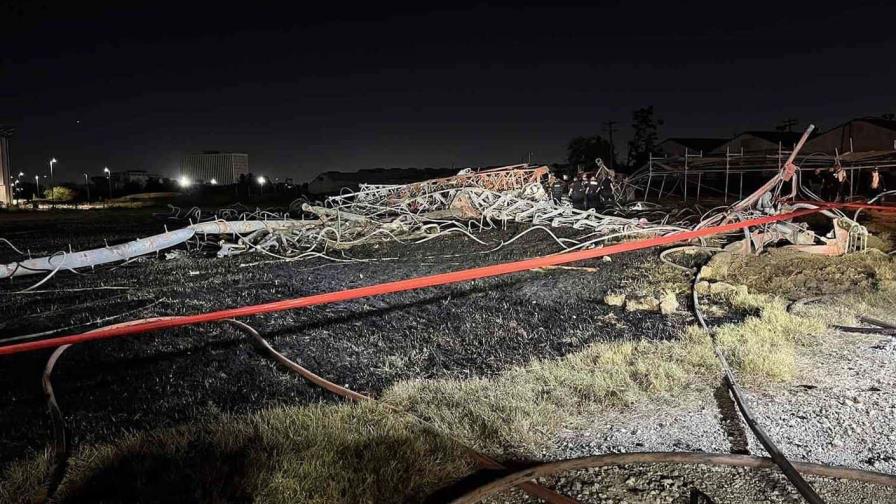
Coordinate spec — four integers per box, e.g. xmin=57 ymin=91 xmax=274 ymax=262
xmin=223 ymin=319 xmax=579 ymax=504
xmin=447 ymin=452 xmax=896 ymax=504
xmin=42 ymin=344 xmax=72 ymax=502
xmin=693 ymin=267 xmax=825 ymax=504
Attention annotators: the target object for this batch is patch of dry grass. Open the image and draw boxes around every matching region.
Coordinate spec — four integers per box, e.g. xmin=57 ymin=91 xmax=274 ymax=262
xmin=0 ymin=453 xmax=48 ymax=504
xmin=708 ymin=291 xmax=824 ymax=383
xmin=383 ymin=281 xmax=846 ymax=460
xmin=384 ymin=331 xmax=719 ymax=456
xmin=1 ymin=403 xmax=470 ymax=504
xmin=702 ymin=248 xmax=896 ymax=331
xmin=696 ymin=249 xmax=895 ymax=383
xmin=623 ymin=259 xmax=692 ymax=296
xmin=867 ymin=232 xmax=893 ymax=252
xmin=791 ymin=281 xmax=896 ymax=328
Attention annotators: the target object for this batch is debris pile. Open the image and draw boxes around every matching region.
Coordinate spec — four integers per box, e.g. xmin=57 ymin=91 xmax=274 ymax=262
xmin=0 ymin=164 xmax=692 ymax=285
xmin=1 ymin=132 xmax=893 ymax=291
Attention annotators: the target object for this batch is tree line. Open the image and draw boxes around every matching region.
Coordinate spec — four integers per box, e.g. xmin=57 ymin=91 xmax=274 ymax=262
xmin=566 ymin=106 xmax=662 ymax=173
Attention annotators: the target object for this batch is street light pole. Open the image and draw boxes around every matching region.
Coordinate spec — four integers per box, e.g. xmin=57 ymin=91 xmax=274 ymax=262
xmin=49 ymin=158 xmax=57 ymax=186
xmin=103 ymin=167 xmax=111 ymax=198
xmin=83 ymin=173 xmax=91 ymax=203
xmin=34 ymin=175 xmax=40 ymax=200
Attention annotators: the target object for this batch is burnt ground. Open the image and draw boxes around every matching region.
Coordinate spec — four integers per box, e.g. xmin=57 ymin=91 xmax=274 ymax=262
xmin=0 ymin=209 xmax=687 ymax=465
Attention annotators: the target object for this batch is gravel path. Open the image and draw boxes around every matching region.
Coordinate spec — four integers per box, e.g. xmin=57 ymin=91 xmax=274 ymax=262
xmin=513 ymin=325 xmax=896 ymax=503
xmin=748 ymin=330 xmax=896 ymax=473
xmin=487 ymin=464 xmax=895 ymax=503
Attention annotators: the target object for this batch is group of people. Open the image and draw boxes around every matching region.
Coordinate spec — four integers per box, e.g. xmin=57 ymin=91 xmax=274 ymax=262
xmin=546 ymin=165 xmax=888 ymax=208
xmin=813 ymin=166 xmax=888 ymax=202
xmin=548 ymin=173 xmax=615 ymax=210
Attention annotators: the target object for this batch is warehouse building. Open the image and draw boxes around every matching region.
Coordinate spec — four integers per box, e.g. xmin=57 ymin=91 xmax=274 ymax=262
xmin=180 ymin=152 xmax=249 ymax=185
xmin=656 ymin=137 xmax=727 ymax=157
xmin=712 ymin=131 xmax=804 ymax=154
xmin=804 ymin=117 xmax=896 ymax=154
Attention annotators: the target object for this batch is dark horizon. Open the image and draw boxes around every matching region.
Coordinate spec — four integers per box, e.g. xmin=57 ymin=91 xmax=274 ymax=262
xmin=4 ymin=0 xmax=895 ymax=183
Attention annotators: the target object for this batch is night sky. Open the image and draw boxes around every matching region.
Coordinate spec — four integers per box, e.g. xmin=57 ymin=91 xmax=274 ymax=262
xmin=3 ymin=1 xmax=895 ymax=183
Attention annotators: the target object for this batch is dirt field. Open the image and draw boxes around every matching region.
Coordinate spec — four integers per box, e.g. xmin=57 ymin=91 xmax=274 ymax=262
xmin=0 ymin=208 xmax=678 ymax=462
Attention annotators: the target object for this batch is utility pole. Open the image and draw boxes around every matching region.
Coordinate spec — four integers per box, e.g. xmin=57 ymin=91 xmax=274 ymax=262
xmin=603 ymin=120 xmax=617 ymax=170
xmin=776 ymin=118 xmax=798 ymax=132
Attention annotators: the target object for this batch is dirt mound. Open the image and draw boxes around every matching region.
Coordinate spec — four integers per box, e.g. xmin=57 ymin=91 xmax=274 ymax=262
xmin=701 ymin=249 xmax=895 ymax=299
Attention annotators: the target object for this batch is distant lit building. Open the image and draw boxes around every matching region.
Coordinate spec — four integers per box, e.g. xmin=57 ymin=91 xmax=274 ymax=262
xmin=180 ymin=152 xmax=249 ymax=185
xmin=0 ymin=128 xmax=12 ymax=206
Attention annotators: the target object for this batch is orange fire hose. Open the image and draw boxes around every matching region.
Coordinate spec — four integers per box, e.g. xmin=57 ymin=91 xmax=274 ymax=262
xmin=3 ymin=202 xmax=895 ymax=357
xmin=0 ymin=207 xmax=834 ymax=356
